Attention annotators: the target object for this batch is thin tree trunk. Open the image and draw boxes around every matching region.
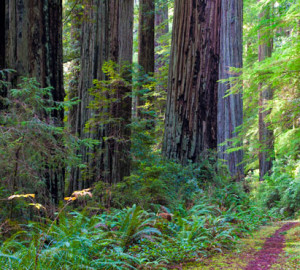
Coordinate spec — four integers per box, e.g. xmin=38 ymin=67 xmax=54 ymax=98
xmin=0 ymin=0 xmax=5 ymax=69
xmin=163 ymin=0 xmax=221 ymax=164
xmin=218 ymin=0 xmax=244 ymax=179
xmin=68 ymin=4 xmax=82 ymax=135
xmin=138 ymin=0 xmax=155 ymax=75
xmin=258 ymin=5 xmax=274 ymax=181
xmin=155 ymin=1 xmax=168 ymax=72
xmin=0 ymin=0 xmax=6 ymax=110
xmin=137 ymin=0 xmax=155 ymax=119
xmin=5 ymin=0 xmax=65 ymax=203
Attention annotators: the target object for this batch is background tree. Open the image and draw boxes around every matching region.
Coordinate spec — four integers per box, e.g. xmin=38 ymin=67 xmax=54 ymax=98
xmin=137 ymin=0 xmax=155 ymax=119
xmin=5 ymin=0 xmax=65 ymax=203
xmin=0 ymin=0 xmax=6 ymax=110
xmin=138 ymin=0 xmax=155 ymax=75
xmin=163 ymin=0 xmax=221 ymax=164
xmin=258 ymin=4 xmax=274 ymax=181
xmin=64 ymin=1 xmax=83 ymax=135
xmin=217 ymin=0 xmax=244 ymax=179
xmin=69 ymin=0 xmax=133 ymax=193
xmin=154 ymin=0 xmax=169 ymax=72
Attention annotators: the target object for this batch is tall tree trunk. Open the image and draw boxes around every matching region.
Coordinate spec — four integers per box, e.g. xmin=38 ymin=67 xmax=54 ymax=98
xmin=137 ymin=0 xmax=155 ymax=117
xmin=155 ymin=1 xmax=168 ymax=72
xmin=138 ymin=0 xmax=155 ymax=75
xmin=69 ymin=1 xmax=108 ymax=193
xmin=163 ymin=0 xmax=221 ymax=164
xmin=218 ymin=0 xmax=244 ymax=179
xmin=0 ymin=0 xmax=7 ymax=110
xmin=258 ymin=5 xmax=274 ymax=181
xmin=69 ymin=0 xmax=133 ymax=193
xmin=5 ymin=0 xmax=65 ymax=203
xmin=0 ymin=0 xmax=5 ymax=69
xmin=68 ymin=3 xmax=82 ymax=135
xmin=104 ymin=0 xmax=133 ymax=185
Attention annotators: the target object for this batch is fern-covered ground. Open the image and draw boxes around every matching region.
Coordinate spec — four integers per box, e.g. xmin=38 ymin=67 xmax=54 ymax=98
xmin=185 ymin=221 xmax=300 ymax=270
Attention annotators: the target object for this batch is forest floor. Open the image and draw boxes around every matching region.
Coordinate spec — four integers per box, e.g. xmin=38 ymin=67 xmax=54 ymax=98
xmin=183 ymin=220 xmax=300 ymax=270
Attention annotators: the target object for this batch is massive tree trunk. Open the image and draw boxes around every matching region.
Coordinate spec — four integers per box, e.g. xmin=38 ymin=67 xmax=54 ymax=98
xmin=163 ymin=0 xmax=221 ymax=164
xmin=69 ymin=0 xmax=133 ymax=193
xmin=5 ymin=0 xmax=65 ymax=203
xmin=69 ymin=1 xmax=108 ymax=192
xmin=258 ymin=5 xmax=274 ymax=181
xmin=105 ymin=0 xmax=133 ymax=185
xmin=217 ymin=0 xmax=244 ymax=179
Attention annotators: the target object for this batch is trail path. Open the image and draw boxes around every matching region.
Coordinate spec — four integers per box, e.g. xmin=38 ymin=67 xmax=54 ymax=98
xmin=245 ymin=222 xmax=298 ymax=270
xmin=186 ymin=221 xmax=300 ymax=270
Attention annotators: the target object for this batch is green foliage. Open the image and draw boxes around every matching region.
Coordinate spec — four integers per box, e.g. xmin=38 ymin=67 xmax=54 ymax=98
xmin=255 ymin=158 xmax=300 ymax=217
xmin=0 ymin=195 xmax=270 ymax=269
xmin=239 ymin=0 xmax=300 ymax=173
xmin=0 ymin=76 xmax=79 ymax=219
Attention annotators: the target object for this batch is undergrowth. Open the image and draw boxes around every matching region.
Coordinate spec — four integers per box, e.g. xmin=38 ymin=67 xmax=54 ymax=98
xmin=0 ymin=167 xmax=271 ymax=270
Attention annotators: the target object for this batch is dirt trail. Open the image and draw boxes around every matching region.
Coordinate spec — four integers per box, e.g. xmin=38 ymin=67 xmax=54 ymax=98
xmin=185 ymin=221 xmax=300 ymax=270
xmin=244 ymin=222 xmax=298 ymax=270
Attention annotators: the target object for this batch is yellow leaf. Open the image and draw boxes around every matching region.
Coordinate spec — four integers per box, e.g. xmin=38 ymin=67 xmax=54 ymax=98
xmin=25 ymin=194 xmax=35 ymax=198
xmin=29 ymin=203 xmax=46 ymax=210
xmin=64 ymin=197 xmax=76 ymax=201
xmin=8 ymin=194 xmax=35 ymax=200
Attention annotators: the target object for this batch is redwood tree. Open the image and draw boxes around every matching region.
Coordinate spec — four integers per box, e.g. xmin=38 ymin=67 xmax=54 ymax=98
xmin=138 ymin=0 xmax=155 ymax=75
xmin=5 ymin=0 xmax=65 ymax=203
xmin=217 ymin=0 xmax=244 ymax=179
xmin=163 ymin=0 xmax=221 ymax=164
xmin=69 ymin=0 xmax=133 ymax=192
xmin=0 ymin=0 xmax=4 ymax=69
xmin=155 ymin=1 xmax=169 ymax=72
xmin=0 ymin=0 xmax=6 ymax=109
xmin=258 ymin=5 xmax=274 ymax=181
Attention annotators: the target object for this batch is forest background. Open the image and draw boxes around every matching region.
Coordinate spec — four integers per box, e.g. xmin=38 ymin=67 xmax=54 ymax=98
xmin=0 ymin=0 xmax=299 ymax=269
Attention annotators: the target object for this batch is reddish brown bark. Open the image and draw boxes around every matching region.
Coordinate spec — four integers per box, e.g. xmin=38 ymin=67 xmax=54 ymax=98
xmin=105 ymin=0 xmax=133 ymax=185
xmin=0 ymin=1 xmax=5 ymax=69
xmin=218 ymin=0 xmax=244 ymax=179
xmin=136 ymin=0 xmax=155 ymax=118
xmin=0 ymin=0 xmax=6 ymax=110
xmin=5 ymin=0 xmax=65 ymax=203
xmin=163 ymin=0 xmax=221 ymax=164
xmin=69 ymin=0 xmax=133 ymax=192
xmin=138 ymin=0 xmax=155 ymax=75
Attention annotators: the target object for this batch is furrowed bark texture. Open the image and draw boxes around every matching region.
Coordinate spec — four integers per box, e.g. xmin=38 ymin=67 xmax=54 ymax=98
xmin=0 ymin=0 xmax=6 ymax=109
xmin=68 ymin=5 xmax=82 ymax=135
xmin=137 ymin=0 xmax=155 ymax=119
xmin=163 ymin=0 xmax=221 ymax=164
xmin=105 ymin=0 xmax=133 ymax=185
xmin=138 ymin=0 xmax=155 ymax=74
xmin=5 ymin=0 xmax=65 ymax=203
xmin=218 ymin=0 xmax=244 ymax=178
xmin=0 ymin=1 xmax=5 ymax=69
xmin=258 ymin=6 xmax=274 ymax=181
xmin=69 ymin=0 xmax=133 ymax=192
xmin=68 ymin=1 xmax=101 ymax=193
